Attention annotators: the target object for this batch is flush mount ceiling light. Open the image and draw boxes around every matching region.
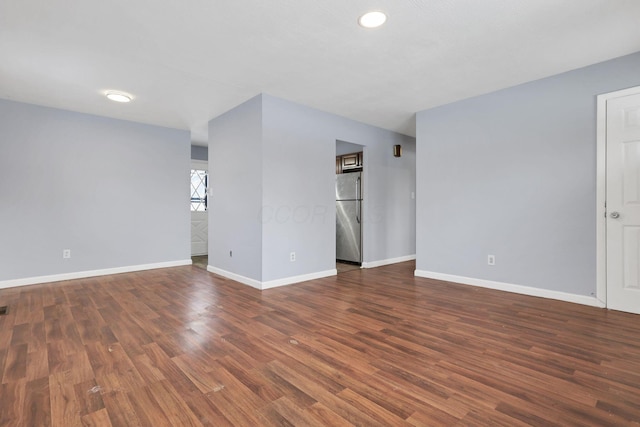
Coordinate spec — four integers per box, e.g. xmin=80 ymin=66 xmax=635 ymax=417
xmin=105 ymin=91 xmax=132 ymax=103
xmin=358 ymin=11 xmax=387 ymax=28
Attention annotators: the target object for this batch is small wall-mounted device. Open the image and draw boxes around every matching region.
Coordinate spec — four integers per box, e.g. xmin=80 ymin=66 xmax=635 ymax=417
xmin=393 ymin=145 xmax=402 ymax=157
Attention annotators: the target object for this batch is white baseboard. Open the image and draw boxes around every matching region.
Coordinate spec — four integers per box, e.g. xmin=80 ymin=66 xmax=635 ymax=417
xmin=262 ymin=269 xmax=337 ymax=290
xmin=207 ymin=266 xmax=337 ymax=290
xmin=414 ymin=269 xmax=605 ymax=308
xmin=206 ymin=266 xmax=263 ymax=289
xmin=0 ymin=259 xmax=193 ymax=290
xmin=362 ymin=254 xmax=416 ymax=269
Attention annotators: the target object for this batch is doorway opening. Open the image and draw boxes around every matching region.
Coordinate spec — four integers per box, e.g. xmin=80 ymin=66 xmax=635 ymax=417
xmin=336 ymin=140 xmax=365 ymax=274
xmin=191 ymin=159 xmax=208 ymax=269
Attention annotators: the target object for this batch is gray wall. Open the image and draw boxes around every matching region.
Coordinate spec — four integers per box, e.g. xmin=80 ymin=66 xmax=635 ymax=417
xmin=0 ymin=99 xmax=191 ymax=282
xmin=261 ymin=96 xmax=337 ymax=281
xmin=416 ymin=51 xmax=640 ymax=296
xmin=191 ymin=145 xmax=208 ymax=161
xmin=209 ymin=94 xmax=416 ymax=283
xmin=208 ymin=95 xmax=264 ymax=281
xmin=336 ymin=140 xmax=362 ymax=156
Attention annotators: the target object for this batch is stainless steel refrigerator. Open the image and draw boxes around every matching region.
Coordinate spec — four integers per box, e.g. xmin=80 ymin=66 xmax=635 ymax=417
xmin=336 ymin=172 xmax=362 ymax=264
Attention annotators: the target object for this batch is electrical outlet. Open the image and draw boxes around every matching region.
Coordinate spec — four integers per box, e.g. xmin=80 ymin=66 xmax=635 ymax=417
xmin=63 ymin=249 xmax=71 ymax=259
xmin=487 ymin=254 xmax=495 ymax=266
xmin=290 ymin=252 xmax=296 ymax=262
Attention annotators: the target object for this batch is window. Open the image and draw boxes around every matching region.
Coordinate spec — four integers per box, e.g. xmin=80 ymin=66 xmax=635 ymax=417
xmin=191 ymin=169 xmax=208 ymax=211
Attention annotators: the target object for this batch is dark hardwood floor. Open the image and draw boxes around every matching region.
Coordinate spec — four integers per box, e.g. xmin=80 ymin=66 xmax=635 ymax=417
xmin=1 ymin=261 xmax=640 ymax=426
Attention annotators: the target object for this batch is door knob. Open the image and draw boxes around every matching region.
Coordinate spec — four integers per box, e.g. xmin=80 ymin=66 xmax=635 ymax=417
xmin=610 ymin=211 xmax=620 ymax=219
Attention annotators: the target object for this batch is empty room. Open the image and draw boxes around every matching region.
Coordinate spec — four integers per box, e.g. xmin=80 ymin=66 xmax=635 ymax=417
xmin=1 ymin=1 xmax=640 ymax=426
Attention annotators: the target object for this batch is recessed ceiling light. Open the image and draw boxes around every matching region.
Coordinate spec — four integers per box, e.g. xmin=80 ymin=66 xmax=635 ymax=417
xmin=105 ymin=91 xmax=132 ymax=103
xmin=358 ymin=11 xmax=387 ymax=28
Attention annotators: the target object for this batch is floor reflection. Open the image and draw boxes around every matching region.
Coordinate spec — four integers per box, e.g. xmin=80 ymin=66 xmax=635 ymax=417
xmin=336 ymin=261 xmax=361 ymax=274
xmin=192 ymin=255 xmax=207 ymax=270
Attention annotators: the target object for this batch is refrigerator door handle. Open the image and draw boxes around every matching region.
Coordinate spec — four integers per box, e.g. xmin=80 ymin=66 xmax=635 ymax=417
xmin=356 ymin=176 xmax=361 ymax=223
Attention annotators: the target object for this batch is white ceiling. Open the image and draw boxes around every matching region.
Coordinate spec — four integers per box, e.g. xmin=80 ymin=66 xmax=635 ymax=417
xmin=1 ymin=1 xmax=639 ymax=144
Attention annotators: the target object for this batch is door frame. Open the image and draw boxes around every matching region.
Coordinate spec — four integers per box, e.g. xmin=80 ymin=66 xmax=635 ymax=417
xmin=595 ymin=85 xmax=640 ymax=308
xmin=191 ymin=160 xmax=208 ymax=172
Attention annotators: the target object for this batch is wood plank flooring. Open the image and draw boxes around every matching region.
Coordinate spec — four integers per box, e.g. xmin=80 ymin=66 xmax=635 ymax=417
xmin=1 ymin=261 xmax=640 ymax=426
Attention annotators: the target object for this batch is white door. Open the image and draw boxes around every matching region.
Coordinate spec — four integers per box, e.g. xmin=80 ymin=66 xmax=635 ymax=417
xmin=191 ymin=162 xmax=208 ymax=256
xmin=606 ymin=91 xmax=640 ymax=314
